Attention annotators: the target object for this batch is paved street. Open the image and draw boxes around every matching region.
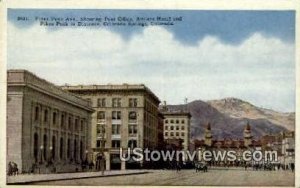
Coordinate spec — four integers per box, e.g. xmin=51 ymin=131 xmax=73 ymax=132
xmin=31 ymin=169 xmax=294 ymax=186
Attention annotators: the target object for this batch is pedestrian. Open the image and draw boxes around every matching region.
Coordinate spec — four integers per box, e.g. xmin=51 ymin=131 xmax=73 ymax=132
xmin=291 ymin=163 xmax=294 ymax=172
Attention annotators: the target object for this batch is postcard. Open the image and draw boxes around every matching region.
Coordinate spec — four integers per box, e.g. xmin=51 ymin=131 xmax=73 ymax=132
xmin=1 ymin=0 xmax=299 ymax=187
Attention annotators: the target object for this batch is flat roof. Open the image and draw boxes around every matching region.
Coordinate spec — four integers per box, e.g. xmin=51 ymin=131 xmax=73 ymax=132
xmin=7 ymin=69 xmax=94 ymax=112
xmin=62 ymin=84 xmax=161 ymax=103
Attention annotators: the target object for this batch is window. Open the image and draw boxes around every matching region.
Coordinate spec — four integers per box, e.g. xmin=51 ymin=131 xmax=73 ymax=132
xmin=165 ymin=132 xmax=168 ymax=136
xmin=128 ymin=124 xmax=137 ymax=134
xmin=181 ymin=132 xmax=185 ymax=136
xmin=128 ymin=140 xmax=137 ymax=148
xmin=181 ymin=120 xmax=185 ymax=124
xmin=75 ymin=119 xmax=79 ymax=131
xmin=53 ymin=112 xmax=57 ymax=125
xmin=176 ymin=126 xmax=179 ymax=130
xmin=81 ymin=120 xmax=84 ymax=131
xmin=165 ymin=126 xmax=168 ymax=130
xmin=170 ymin=132 xmax=174 ymax=136
xmin=68 ymin=117 xmax=72 ymax=130
xmin=181 ymin=126 xmax=185 ymax=130
xmin=112 ymin=98 xmax=121 ymax=107
xmin=176 ymin=132 xmax=179 ymax=136
xmin=129 ymin=111 xmax=137 ymax=120
xmin=96 ymin=140 xmax=104 ymax=148
xmin=129 ymin=98 xmax=138 ymax=107
xmin=44 ymin=109 xmax=48 ymax=122
xmin=170 ymin=119 xmax=174 ymax=123
xmin=97 ymin=111 xmax=105 ymax=119
xmin=33 ymin=133 xmax=38 ymax=162
xmin=97 ymin=98 xmax=106 ymax=107
xmin=112 ymin=124 xmax=121 ymax=134
xmin=97 ymin=124 xmax=105 ymax=136
xmin=176 ymin=120 xmax=179 ymax=124
xmin=170 ymin=126 xmax=174 ymax=130
xmin=112 ymin=111 xmax=121 ymax=120
xmin=112 ymin=140 xmax=120 ymax=148
xmin=34 ymin=106 xmax=39 ymax=121
xmin=60 ymin=137 xmax=64 ymax=159
xmin=86 ymin=98 xmax=92 ymax=106
xmin=165 ymin=119 xmax=168 ymax=124
xmin=61 ymin=114 xmax=65 ymax=128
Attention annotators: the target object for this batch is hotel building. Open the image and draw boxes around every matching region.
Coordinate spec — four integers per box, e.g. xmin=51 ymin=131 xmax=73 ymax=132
xmin=62 ymin=84 xmax=161 ymax=170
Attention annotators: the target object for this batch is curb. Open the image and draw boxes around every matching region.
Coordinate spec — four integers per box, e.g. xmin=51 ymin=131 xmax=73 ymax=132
xmin=7 ymin=171 xmax=150 ymax=185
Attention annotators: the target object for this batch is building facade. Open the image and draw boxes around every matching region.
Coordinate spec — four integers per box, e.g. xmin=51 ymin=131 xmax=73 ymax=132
xmin=7 ymin=70 xmax=93 ymax=173
xmin=62 ymin=84 xmax=161 ymax=170
xmin=162 ymin=112 xmax=191 ymax=151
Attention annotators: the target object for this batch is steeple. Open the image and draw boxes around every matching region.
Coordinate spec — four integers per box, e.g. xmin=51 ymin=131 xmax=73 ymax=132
xmin=204 ymin=122 xmax=212 ymax=147
xmin=243 ymin=121 xmax=253 ymax=147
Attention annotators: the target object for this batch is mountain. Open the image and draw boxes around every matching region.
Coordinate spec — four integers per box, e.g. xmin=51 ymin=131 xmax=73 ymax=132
xmin=164 ymin=98 xmax=294 ymax=140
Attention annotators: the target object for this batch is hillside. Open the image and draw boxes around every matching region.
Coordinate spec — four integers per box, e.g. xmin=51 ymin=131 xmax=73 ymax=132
xmin=165 ymin=98 xmax=294 ymax=140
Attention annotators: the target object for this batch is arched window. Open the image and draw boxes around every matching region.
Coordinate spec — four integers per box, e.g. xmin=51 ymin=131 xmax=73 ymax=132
xmin=60 ymin=137 xmax=64 ymax=159
xmin=52 ymin=136 xmax=56 ymax=160
xmin=35 ymin=106 xmax=39 ymax=121
xmin=44 ymin=109 xmax=48 ymax=122
xmin=80 ymin=141 xmax=83 ymax=160
xmin=33 ymin=133 xmax=39 ymax=162
xmin=74 ymin=140 xmax=77 ymax=162
xmin=67 ymin=139 xmax=70 ymax=159
xmin=43 ymin=134 xmax=48 ymax=160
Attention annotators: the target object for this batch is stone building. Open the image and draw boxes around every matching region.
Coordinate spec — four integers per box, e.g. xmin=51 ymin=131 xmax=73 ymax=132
xmin=62 ymin=84 xmax=161 ymax=170
xmin=7 ymin=70 xmax=93 ymax=173
xmin=162 ymin=111 xmax=191 ymax=151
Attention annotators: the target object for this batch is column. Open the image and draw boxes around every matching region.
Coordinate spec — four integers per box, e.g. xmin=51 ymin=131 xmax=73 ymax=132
xmin=105 ymin=152 xmax=110 ymax=170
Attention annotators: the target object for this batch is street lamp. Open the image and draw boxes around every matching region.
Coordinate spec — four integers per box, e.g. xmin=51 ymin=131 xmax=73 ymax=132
xmin=39 ymin=145 xmax=44 ymax=164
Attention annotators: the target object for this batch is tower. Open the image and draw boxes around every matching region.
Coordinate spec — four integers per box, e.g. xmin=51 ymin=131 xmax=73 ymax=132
xmin=204 ymin=123 xmax=212 ymax=147
xmin=244 ymin=122 xmax=253 ymax=148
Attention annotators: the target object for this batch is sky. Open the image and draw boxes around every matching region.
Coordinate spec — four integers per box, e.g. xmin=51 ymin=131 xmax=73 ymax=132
xmin=7 ymin=9 xmax=295 ymax=112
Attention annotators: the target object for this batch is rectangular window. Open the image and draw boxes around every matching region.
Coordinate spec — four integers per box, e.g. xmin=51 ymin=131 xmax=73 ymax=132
xmin=128 ymin=124 xmax=137 ymax=134
xmin=170 ymin=132 xmax=174 ymax=136
xmin=165 ymin=126 xmax=168 ymax=130
xmin=128 ymin=140 xmax=137 ymax=148
xmin=112 ymin=124 xmax=121 ymax=134
xmin=97 ymin=124 xmax=105 ymax=136
xmin=165 ymin=132 xmax=168 ymax=136
xmin=53 ymin=112 xmax=57 ymax=125
xmin=44 ymin=110 xmax=48 ymax=122
xmin=86 ymin=98 xmax=92 ymax=106
xmin=68 ymin=117 xmax=72 ymax=130
xmin=112 ymin=111 xmax=121 ymax=120
xmin=97 ymin=98 xmax=106 ymax=107
xmin=61 ymin=114 xmax=65 ymax=128
xmin=128 ymin=111 xmax=137 ymax=120
xmin=96 ymin=140 xmax=104 ymax=148
xmin=112 ymin=140 xmax=120 ymax=148
xmin=34 ymin=106 xmax=39 ymax=121
xmin=129 ymin=98 xmax=138 ymax=107
xmin=75 ymin=118 xmax=79 ymax=131
xmin=112 ymin=98 xmax=121 ymax=107
xmin=97 ymin=111 xmax=105 ymax=119
xmin=181 ymin=132 xmax=185 ymax=136
xmin=181 ymin=126 xmax=185 ymax=130
xmin=176 ymin=126 xmax=179 ymax=130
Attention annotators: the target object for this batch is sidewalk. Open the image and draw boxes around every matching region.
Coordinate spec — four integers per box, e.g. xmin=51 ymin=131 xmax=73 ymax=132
xmin=7 ymin=170 xmax=149 ymax=184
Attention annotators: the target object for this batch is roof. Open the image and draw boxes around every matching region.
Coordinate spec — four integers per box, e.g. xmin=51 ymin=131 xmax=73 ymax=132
xmin=7 ymin=69 xmax=94 ymax=112
xmin=161 ymin=111 xmax=192 ymax=118
xmin=62 ymin=84 xmax=160 ymax=104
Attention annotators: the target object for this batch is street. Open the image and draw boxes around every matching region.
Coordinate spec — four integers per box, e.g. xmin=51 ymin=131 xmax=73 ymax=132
xmin=31 ymin=169 xmax=294 ymax=186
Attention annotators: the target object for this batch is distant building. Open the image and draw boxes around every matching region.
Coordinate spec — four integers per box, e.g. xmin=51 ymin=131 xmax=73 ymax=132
xmin=62 ymin=84 xmax=161 ymax=170
xmin=161 ymin=110 xmax=191 ymax=151
xmin=195 ymin=122 xmax=261 ymax=166
xmin=7 ymin=70 xmax=93 ymax=173
xmin=281 ymin=131 xmax=295 ymax=168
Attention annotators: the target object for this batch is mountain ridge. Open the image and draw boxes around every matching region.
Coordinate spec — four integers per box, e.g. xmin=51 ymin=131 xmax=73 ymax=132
xmin=164 ymin=97 xmax=294 ymax=140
